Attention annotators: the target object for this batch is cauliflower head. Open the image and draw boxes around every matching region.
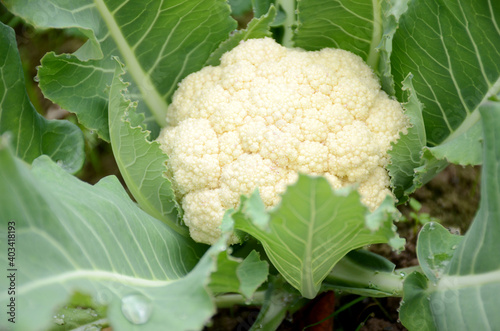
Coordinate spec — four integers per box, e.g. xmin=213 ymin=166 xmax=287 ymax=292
xmin=158 ymin=38 xmax=408 ymax=244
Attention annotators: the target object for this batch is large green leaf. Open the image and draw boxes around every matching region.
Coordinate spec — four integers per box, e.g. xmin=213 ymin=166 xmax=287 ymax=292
xmin=400 ymin=103 xmax=500 ymax=330
xmin=232 ymin=175 xmax=402 ymax=299
xmin=108 ymin=58 xmax=185 ymax=235
xmin=4 ymin=0 xmax=237 ymax=139
xmin=0 ymin=22 xmax=84 ymax=173
xmin=392 ymin=0 xmax=500 ymax=147
xmin=388 ymin=74 xmax=437 ymax=203
xmin=293 ymin=0 xmax=383 ymax=69
xmin=389 ymin=0 xmax=500 ymax=200
xmin=0 ymin=138 xmax=224 ymax=331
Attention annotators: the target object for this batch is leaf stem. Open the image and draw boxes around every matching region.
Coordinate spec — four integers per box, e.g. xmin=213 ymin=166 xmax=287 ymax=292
xmin=324 ymin=257 xmax=421 ymax=297
xmin=94 ymin=0 xmax=168 ymax=127
xmin=214 ymin=291 xmax=266 ymax=308
xmin=279 ymin=0 xmax=295 ymax=47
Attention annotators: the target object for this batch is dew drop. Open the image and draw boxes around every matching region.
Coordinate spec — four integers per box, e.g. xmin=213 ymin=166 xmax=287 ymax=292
xmin=451 ymin=245 xmax=457 ymax=250
xmin=65 ymin=54 xmax=71 ymax=59
xmin=53 ymin=316 xmax=64 ymax=325
xmin=33 ymin=75 xmax=40 ymax=83
xmin=428 ymin=222 xmax=435 ymax=230
xmin=121 ymin=294 xmax=153 ymax=325
xmin=399 ymin=272 xmax=406 ymax=278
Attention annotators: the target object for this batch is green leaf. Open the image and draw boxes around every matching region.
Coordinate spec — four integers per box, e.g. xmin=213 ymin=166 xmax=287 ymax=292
xmin=0 ymin=22 xmax=84 ymax=173
xmin=416 ymin=222 xmax=463 ymax=285
xmin=37 ymin=52 xmax=114 ymax=141
xmin=449 ymin=102 xmax=500 ymax=275
xmin=0 ymin=138 xmax=225 ymax=331
xmin=392 ymin=0 xmax=500 ymax=147
xmin=421 ymin=118 xmax=483 ymax=166
xmin=252 ymin=0 xmax=274 ymax=18
xmin=229 ymin=0 xmax=253 ymax=16
xmin=5 ymin=0 xmax=237 ymax=138
xmin=400 ymin=103 xmax=500 ymax=330
xmin=388 ymin=74 xmax=446 ymax=203
xmin=293 ymin=0 xmax=383 ymax=69
xmin=389 ymin=0 xmax=500 ymax=199
xmin=249 ymin=276 xmax=303 ymax=331
xmin=377 ymin=0 xmax=410 ymax=95
xmin=209 ymin=250 xmax=269 ymax=298
xmin=399 ymin=272 xmax=436 ymax=331
xmin=49 ymin=292 xmax=107 ymax=331
xmin=233 ymin=175 xmax=401 ymax=299
xmin=206 ymin=5 xmax=277 ymax=66
xmin=108 ymin=58 xmax=186 ymax=235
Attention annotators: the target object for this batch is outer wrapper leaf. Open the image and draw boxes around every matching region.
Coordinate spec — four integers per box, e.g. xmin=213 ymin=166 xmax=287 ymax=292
xmin=0 ymin=138 xmax=226 ymax=331
xmin=400 ymin=103 xmax=500 ymax=330
xmin=0 ymin=22 xmax=84 ymax=173
xmin=388 ymin=0 xmax=500 ymax=200
xmin=108 ymin=58 xmax=186 ymax=235
xmin=377 ymin=0 xmax=409 ymax=95
xmin=392 ymin=0 xmax=500 ymax=147
xmin=232 ymin=175 xmax=402 ymax=299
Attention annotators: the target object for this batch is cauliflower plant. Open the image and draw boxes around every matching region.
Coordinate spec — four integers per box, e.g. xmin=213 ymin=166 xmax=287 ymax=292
xmin=158 ymin=38 xmax=408 ymax=244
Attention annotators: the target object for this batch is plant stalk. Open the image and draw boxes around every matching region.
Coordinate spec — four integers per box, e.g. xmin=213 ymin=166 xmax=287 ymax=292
xmin=214 ymin=291 xmax=266 ymax=308
xmin=324 ymin=256 xmax=421 ymax=297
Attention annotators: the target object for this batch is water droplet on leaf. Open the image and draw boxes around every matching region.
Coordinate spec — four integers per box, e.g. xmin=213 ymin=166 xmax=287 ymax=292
xmin=121 ymin=294 xmax=153 ymax=325
xmin=54 ymin=316 xmax=64 ymax=325
xmin=33 ymin=76 xmax=40 ymax=83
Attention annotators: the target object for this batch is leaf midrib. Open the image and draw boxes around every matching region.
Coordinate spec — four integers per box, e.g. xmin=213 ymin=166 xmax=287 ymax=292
xmin=435 ymin=269 xmax=500 ymax=292
xmin=93 ymin=0 xmax=168 ymax=126
xmin=0 ymin=269 xmax=174 ymax=300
